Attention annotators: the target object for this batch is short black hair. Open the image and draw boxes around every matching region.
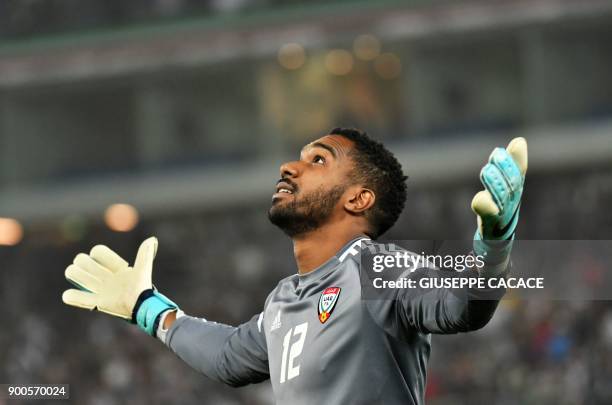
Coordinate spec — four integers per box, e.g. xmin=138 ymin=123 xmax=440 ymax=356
xmin=329 ymin=127 xmax=408 ymax=238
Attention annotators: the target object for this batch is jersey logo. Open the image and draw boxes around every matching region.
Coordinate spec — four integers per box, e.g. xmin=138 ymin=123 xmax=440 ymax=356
xmin=318 ymin=287 xmax=341 ymax=324
xmin=271 ymin=310 xmax=282 ymax=331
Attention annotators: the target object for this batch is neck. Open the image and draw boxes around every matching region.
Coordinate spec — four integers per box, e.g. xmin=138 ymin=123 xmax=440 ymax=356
xmin=292 ymin=224 xmax=366 ymax=274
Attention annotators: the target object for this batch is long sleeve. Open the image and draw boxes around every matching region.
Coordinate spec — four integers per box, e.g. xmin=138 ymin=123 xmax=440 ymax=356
xmin=363 ymin=245 xmax=510 ymax=337
xmin=165 ymin=312 xmax=269 ymax=387
xmin=395 ymin=265 xmax=506 ymax=334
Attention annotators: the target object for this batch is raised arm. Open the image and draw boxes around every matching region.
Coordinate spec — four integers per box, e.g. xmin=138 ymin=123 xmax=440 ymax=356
xmin=164 ymin=311 xmax=269 ymax=387
xmin=62 ymin=238 xmax=269 ymax=387
xmin=374 ymin=137 xmax=527 ymax=336
xmin=394 ymin=261 xmax=509 ymax=335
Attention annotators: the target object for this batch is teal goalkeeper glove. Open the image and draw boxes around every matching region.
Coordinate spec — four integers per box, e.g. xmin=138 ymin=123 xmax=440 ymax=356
xmin=472 ymin=137 xmax=528 ymax=257
xmin=62 ymin=237 xmax=178 ymax=336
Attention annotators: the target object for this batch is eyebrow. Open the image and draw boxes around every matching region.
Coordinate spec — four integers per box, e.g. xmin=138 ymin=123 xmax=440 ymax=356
xmin=303 ymin=141 xmax=337 ymax=158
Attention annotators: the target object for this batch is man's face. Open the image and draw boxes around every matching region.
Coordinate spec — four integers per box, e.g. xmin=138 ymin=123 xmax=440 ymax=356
xmin=268 ymin=135 xmax=356 ymax=237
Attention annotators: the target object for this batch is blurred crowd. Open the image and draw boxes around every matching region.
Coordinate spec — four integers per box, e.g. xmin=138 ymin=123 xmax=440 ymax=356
xmin=0 ymin=0 xmax=352 ymax=39
xmin=1 ymin=167 xmax=612 ymax=405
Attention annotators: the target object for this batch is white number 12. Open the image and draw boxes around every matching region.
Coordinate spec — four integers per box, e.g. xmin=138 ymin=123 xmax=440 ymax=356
xmin=279 ymin=322 xmax=308 ymax=383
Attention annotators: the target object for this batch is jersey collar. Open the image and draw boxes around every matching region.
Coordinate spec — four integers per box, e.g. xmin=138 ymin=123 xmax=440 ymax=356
xmin=297 ymin=235 xmax=371 ymax=287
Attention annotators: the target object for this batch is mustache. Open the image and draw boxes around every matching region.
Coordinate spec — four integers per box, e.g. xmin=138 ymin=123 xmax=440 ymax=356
xmin=276 ymin=177 xmax=299 ymax=193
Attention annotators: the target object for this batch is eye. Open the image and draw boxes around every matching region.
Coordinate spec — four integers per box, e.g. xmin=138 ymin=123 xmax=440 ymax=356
xmin=313 ymin=155 xmax=326 ymax=165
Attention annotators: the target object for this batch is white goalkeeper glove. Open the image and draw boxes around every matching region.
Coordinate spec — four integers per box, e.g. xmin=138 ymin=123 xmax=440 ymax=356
xmin=62 ymin=237 xmax=178 ymax=335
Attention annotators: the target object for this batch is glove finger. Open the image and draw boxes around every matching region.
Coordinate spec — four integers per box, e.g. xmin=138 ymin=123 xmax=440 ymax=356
xmin=489 ymin=148 xmax=522 ymax=192
xmin=471 ymin=190 xmax=499 ymax=217
xmin=480 ymin=163 xmax=510 ymax=211
xmin=62 ymin=289 xmax=97 ymax=310
xmin=89 ymin=245 xmax=128 ymax=274
xmin=74 ymin=253 xmax=113 ymax=279
xmin=506 ymin=137 xmax=528 ymax=176
xmin=65 ymin=264 xmax=101 ymax=293
xmin=133 ymin=237 xmax=158 ymax=280
xmin=472 ymin=190 xmax=500 ymax=238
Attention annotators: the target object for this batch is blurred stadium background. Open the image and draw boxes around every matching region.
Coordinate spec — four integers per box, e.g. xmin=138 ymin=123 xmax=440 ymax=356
xmin=1 ymin=0 xmax=612 ymax=404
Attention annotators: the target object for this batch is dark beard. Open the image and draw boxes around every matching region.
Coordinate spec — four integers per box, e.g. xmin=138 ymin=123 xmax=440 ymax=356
xmin=268 ymin=185 xmax=346 ymax=238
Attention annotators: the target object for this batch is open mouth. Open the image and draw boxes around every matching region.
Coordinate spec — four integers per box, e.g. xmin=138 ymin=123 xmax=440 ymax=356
xmin=273 ymin=180 xmax=296 ymax=200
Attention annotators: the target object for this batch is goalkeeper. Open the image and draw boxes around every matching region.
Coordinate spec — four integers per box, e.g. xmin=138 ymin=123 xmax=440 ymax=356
xmin=63 ymin=129 xmax=527 ymax=404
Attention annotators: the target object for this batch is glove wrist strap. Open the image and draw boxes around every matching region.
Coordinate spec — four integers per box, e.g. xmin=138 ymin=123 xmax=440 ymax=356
xmin=132 ymin=289 xmax=178 ymax=336
xmin=473 ymin=230 xmax=514 ymax=262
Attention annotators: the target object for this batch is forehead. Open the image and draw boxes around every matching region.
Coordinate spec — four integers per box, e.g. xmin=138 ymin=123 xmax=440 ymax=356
xmin=302 ymin=134 xmax=354 ymax=156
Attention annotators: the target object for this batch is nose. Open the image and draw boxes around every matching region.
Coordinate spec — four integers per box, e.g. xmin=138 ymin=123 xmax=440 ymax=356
xmin=280 ymin=160 xmax=299 ymax=178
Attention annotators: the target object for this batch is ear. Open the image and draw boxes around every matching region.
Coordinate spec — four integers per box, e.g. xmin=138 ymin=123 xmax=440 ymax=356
xmin=344 ymin=186 xmax=375 ymax=214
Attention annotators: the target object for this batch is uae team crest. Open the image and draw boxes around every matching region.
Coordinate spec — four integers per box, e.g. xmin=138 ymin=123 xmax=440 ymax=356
xmin=318 ymin=287 xmax=341 ymax=324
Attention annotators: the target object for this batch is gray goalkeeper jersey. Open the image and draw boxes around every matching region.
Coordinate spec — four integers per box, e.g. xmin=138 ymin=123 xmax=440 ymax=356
xmin=165 ymin=236 xmax=506 ymax=404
